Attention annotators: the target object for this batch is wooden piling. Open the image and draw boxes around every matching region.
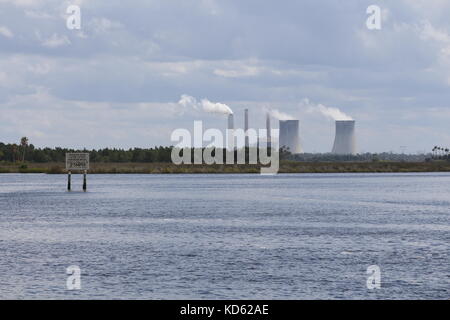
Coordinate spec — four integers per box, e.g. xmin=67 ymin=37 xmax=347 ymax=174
xmin=68 ymin=171 xmax=71 ymax=191
xmin=83 ymin=170 xmax=87 ymax=191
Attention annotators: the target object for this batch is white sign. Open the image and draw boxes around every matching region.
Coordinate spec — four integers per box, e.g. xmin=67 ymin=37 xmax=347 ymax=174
xmin=66 ymin=153 xmax=89 ymax=171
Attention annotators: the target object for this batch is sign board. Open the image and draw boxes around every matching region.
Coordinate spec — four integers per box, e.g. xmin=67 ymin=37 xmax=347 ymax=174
xmin=66 ymin=153 xmax=89 ymax=171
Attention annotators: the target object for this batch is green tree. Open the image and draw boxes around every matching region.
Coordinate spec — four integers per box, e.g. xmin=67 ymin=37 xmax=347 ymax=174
xmin=20 ymin=137 xmax=29 ymax=162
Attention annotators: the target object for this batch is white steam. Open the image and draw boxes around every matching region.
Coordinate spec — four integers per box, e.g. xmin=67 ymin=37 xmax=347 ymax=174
xmin=201 ymin=99 xmax=233 ymax=115
xmin=178 ymin=95 xmax=198 ymax=110
xmin=301 ymin=98 xmax=353 ymax=121
xmin=264 ymin=107 xmax=295 ymax=120
xmin=178 ymin=95 xmax=233 ymax=115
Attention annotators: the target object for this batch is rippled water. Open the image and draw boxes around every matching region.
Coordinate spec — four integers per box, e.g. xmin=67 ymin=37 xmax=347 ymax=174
xmin=0 ymin=173 xmax=449 ymax=299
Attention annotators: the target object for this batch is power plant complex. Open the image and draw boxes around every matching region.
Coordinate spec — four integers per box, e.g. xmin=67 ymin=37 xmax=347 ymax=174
xmin=227 ymin=110 xmax=356 ymax=154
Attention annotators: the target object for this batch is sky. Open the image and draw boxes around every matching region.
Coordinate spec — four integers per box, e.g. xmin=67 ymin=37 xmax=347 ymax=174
xmin=1 ymin=0 xmax=450 ymax=153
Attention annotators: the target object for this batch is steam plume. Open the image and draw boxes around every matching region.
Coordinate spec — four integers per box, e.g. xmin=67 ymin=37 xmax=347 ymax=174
xmin=264 ymin=107 xmax=295 ymax=121
xmin=301 ymin=98 xmax=353 ymax=121
xmin=178 ymin=95 xmax=233 ymax=115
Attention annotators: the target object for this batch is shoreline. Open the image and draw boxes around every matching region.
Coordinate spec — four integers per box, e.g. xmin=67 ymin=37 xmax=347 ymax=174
xmin=1 ymin=161 xmax=450 ymax=174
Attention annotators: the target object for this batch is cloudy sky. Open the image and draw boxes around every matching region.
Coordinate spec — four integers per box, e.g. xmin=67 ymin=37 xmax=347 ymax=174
xmin=1 ymin=0 xmax=450 ymax=153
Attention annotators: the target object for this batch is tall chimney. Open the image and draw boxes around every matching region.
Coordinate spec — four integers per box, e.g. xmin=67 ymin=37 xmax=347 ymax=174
xmin=244 ymin=109 xmax=249 ymax=148
xmin=228 ymin=113 xmax=234 ymax=131
xmin=227 ymin=113 xmax=235 ymax=150
xmin=266 ymin=112 xmax=271 ymax=149
xmin=332 ymin=120 xmax=356 ymax=155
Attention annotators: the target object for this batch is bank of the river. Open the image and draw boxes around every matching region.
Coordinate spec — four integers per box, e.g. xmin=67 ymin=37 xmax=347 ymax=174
xmin=1 ymin=161 xmax=450 ymax=174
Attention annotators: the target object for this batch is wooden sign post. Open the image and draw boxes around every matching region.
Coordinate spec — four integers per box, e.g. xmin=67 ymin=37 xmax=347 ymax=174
xmin=66 ymin=153 xmax=90 ymax=191
xmin=83 ymin=170 xmax=87 ymax=191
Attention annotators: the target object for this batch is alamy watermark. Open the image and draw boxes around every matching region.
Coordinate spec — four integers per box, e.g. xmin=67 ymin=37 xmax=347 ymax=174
xmin=66 ymin=265 xmax=81 ymax=290
xmin=366 ymin=5 xmax=382 ymax=30
xmin=170 ymin=121 xmax=280 ymax=175
xmin=366 ymin=265 xmax=381 ymax=289
xmin=66 ymin=5 xmax=81 ymax=30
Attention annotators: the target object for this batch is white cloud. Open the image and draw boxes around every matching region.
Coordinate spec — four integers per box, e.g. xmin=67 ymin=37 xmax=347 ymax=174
xmin=0 ymin=71 xmax=8 ymax=84
xmin=419 ymin=21 xmax=450 ymax=43
xmin=41 ymin=33 xmax=71 ymax=48
xmin=214 ymin=60 xmax=262 ymax=78
xmin=401 ymin=0 xmax=450 ymax=18
xmin=0 ymin=0 xmax=45 ymax=7
xmin=24 ymin=10 xmax=54 ymax=19
xmin=89 ymin=17 xmax=123 ymax=34
xmin=0 ymin=26 xmax=13 ymax=38
xmin=0 ymin=88 xmax=184 ymax=148
xmin=214 ymin=66 xmax=260 ymax=78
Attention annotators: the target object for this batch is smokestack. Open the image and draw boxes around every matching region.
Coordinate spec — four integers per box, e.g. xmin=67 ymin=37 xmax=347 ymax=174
xmin=266 ymin=113 xmax=271 ymax=149
xmin=244 ymin=109 xmax=249 ymax=148
xmin=332 ymin=120 xmax=356 ymax=155
xmin=279 ymin=120 xmax=302 ymax=154
xmin=228 ymin=113 xmax=234 ymax=131
xmin=227 ymin=114 xmax=235 ymax=150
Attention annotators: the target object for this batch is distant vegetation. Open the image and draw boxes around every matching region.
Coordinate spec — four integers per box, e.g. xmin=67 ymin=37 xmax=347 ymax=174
xmin=0 ymin=140 xmax=173 ymax=163
xmin=431 ymin=146 xmax=450 ymax=160
xmin=0 ymin=140 xmax=442 ymax=164
xmin=2 ymin=161 xmax=450 ymax=174
xmin=1 ymin=138 xmax=449 ymax=175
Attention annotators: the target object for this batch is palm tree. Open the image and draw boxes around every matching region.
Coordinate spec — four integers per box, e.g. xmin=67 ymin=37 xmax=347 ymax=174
xmin=20 ymin=137 xmax=29 ymax=162
xmin=11 ymin=144 xmax=17 ymax=162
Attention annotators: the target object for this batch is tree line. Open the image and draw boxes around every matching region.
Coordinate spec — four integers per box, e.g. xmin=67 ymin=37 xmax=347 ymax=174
xmin=0 ymin=137 xmax=444 ymax=164
xmin=0 ymin=140 xmax=272 ymax=164
xmin=0 ymin=140 xmax=173 ymax=163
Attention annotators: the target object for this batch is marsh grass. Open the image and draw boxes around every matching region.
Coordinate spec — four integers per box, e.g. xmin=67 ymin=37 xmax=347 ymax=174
xmin=1 ymin=161 xmax=450 ymax=174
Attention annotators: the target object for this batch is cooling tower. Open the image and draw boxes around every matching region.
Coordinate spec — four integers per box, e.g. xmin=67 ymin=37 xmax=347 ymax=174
xmin=279 ymin=120 xmax=302 ymax=154
xmin=332 ymin=120 xmax=356 ymax=155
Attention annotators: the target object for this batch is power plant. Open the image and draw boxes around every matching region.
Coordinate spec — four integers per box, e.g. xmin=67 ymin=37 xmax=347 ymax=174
xmin=332 ymin=120 xmax=356 ymax=155
xmin=222 ymin=109 xmax=356 ymax=155
xmin=279 ymin=120 xmax=302 ymax=154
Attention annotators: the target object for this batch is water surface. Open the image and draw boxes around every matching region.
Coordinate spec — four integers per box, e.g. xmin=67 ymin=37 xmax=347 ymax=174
xmin=0 ymin=173 xmax=449 ymax=299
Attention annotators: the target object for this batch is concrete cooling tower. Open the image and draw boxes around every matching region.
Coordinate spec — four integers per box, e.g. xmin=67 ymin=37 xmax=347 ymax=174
xmin=332 ymin=120 xmax=356 ymax=155
xmin=279 ymin=120 xmax=302 ymax=154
